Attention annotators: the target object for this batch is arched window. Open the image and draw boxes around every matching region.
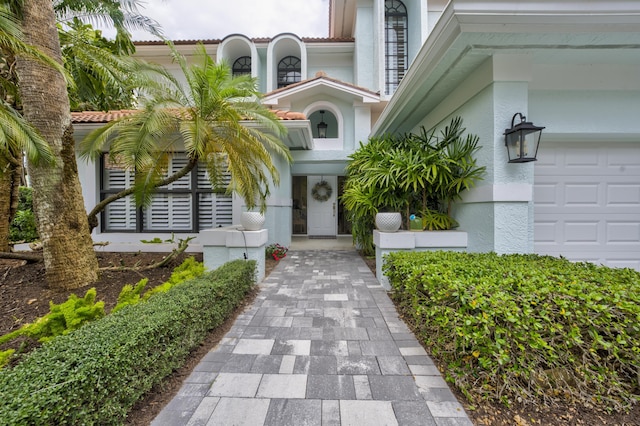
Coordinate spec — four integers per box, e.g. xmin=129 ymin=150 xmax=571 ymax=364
xmin=277 ymin=56 xmax=301 ymax=88
xmin=385 ymin=0 xmax=408 ymax=95
xmin=232 ymin=56 xmax=251 ymax=77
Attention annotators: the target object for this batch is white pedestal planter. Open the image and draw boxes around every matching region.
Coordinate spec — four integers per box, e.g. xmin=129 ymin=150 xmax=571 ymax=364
xmin=199 ymin=225 xmax=267 ymax=281
xmin=373 ymin=230 xmax=468 ymax=290
xmin=375 ymin=212 xmax=402 ymax=232
xmin=241 ymin=212 xmax=265 ymax=231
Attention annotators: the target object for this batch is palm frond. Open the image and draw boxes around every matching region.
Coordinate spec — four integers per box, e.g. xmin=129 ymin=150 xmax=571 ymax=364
xmin=0 ymin=101 xmax=54 ymax=165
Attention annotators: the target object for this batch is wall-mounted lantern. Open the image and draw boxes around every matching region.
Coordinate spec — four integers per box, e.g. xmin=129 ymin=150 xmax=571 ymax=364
xmin=504 ymin=113 xmax=545 ymax=163
xmin=317 ymin=110 xmax=328 ymax=138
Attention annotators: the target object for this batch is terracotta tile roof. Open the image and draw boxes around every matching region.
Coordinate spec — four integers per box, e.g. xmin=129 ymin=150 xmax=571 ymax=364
xmin=71 ymin=110 xmax=139 ymax=123
xmin=71 ymin=109 xmax=306 ymax=124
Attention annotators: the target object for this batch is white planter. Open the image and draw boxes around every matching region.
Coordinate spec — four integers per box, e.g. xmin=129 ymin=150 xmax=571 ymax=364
xmin=375 ymin=212 xmax=402 ymax=232
xmin=241 ymin=212 xmax=265 ymax=231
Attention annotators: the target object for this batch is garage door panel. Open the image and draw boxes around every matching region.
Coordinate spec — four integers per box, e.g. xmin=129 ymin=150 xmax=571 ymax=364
xmin=564 ymin=183 xmax=600 ymax=207
xmin=564 ymin=221 xmax=599 ymax=244
xmin=535 ymin=179 xmax=640 ymax=213
xmin=607 ymin=150 xmax=640 ymax=170
xmin=534 ymin=142 xmax=640 ymax=271
xmin=607 ymin=184 xmax=640 ymax=206
xmin=533 ymin=183 xmax=557 ymax=206
xmin=535 ymin=249 xmax=640 ymax=271
xmin=607 ymin=221 xmax=640 ymax=243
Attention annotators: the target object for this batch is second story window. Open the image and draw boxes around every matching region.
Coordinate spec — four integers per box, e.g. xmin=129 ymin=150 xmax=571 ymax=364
xmin=385 ymin=0 xmax=408 ymax=95
xmin=232 ymin=56 xmax=252 ymax=77
xmin=277 ymin=56 xmax=301 ymax=88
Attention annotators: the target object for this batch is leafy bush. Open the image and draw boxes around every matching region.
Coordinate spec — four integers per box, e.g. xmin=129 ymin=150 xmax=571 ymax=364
xmin=142 ymin=256 xmax=205 ymax=300
xmin=9 ymin=187 xmax=38 ymax=243
xmin=0 ymin=350 xmax=14 ymax=369
xmin=0 ymin=257 xmax=207 ymax=365
xmin=113 ymin=257 xmax=205 ymax=312
xmin=0 ymin=259 xmax=256 ymax=425
xmin=24 ymin=288 xmax=105 ymax=343
xmin=112 ymin=278 xmax=148 ymax=313
xmin=384 ymin=251 xmax=640 ymax=412
xmin=266 ymin=243 xmax=288 ymax=261
xmin=341 ymin=117 xmax=485 ymax=255
xmin=0 ymin=289 xmax=105 ymax=348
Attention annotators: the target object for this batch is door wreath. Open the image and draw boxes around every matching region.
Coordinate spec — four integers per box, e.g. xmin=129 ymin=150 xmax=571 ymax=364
xmin=311 ymin=180 xmax=332 ymax=202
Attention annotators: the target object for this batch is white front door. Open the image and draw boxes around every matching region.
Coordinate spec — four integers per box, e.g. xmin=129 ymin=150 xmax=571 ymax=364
xmin=307 ymin=176 xmax=337 ymax=236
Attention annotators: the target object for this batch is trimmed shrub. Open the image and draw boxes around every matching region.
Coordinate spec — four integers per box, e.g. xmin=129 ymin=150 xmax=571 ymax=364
xmin=0 ymin=259 xmax=256 ymax=425
xmin=384 ymin=251 xmax=640 ymax=412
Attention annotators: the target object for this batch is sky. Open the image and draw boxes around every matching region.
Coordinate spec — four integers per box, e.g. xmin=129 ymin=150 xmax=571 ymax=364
xmin=122 ymin=0 xmax=331 ymax=41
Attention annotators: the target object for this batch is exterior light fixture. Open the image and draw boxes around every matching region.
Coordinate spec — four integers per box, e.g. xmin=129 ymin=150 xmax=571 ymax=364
xmin=317 ymin=110 xmax=328 ymax=138
xmin=504 ymin=113 xmax=545 ymax=163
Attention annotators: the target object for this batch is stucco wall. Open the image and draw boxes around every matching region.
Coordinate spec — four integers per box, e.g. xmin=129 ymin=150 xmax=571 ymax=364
xmin=410 ymin=73 xmax=536 ymax=253
xmin=354 ymin=1 xmax=376 ymax=91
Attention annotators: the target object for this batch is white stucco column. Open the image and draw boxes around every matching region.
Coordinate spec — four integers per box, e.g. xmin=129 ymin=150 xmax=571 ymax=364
xmin=353 ymin=102 xmax=372 ymax=148
xmin=455 ymin=54 xmax=535 ymax=254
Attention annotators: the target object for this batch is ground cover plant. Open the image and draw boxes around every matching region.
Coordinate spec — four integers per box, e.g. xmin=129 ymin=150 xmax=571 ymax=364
xmin=0 ymin=256 xmax=206 ymax=367
xmin=384 ymin=251 xmax=640 ymax=414
xmin=0 ymin=259 xmax=256 ymax=424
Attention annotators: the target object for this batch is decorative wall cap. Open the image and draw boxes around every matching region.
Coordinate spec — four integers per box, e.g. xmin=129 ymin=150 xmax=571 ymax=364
xmin=374 ymin=230 xmax=468 ymax=249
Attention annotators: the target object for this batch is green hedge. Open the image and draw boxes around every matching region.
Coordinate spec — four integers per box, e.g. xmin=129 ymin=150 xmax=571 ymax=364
xmin=384 ymin=251 xmax=640 ymax=411
xmin=0 ymin=259 xmax=256 ymax=425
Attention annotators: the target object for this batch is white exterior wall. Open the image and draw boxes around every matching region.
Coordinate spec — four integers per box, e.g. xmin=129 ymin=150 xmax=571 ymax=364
xmin=354 ymin=0 xmax=376 ymax=90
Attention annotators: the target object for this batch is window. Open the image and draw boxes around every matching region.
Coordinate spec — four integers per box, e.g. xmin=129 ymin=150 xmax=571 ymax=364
xmin=232 ymin=56 xmax=251 ymax=77
xmin=277 ymin=56 xmax=301 ymax=88
xmin=100 ymin=153 xmax=232 ymax=232
xmin=385 ymin=0 xmax=408 ymax=95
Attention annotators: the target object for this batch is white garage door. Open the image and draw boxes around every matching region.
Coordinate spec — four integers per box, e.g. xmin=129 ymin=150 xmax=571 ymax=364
xmin=534 ymin=142 xmax=640 ymax=271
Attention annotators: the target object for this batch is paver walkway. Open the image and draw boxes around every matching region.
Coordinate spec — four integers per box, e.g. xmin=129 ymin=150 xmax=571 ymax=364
xmin=152 ymin=250 xmax=472 ymax=426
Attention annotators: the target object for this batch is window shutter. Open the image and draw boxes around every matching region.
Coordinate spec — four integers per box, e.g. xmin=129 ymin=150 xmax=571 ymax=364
xmin=168 ymin=155 xmax=191 ymax=190
xmin=103 ymin=159 xmax=136 ymax=230
xmin=215 ymin=194 xmax=233 ymax=226
xmin=197 ymin=165 xmax=233 ymax=228
xmin=145 ymin=193 xmax=193 ymax=230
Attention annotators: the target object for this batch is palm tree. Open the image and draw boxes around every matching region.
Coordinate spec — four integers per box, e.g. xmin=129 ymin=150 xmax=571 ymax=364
xmin=15 ymin=0 xmax=100 ymax=289
xmin=2 ymin=0 xmax=160 ymax=287
xmin=80 ymin=42 xmax=292 ymax=230
xmin=60 ymin=19 xmax=138 ymax=111
xmin=0 ymin=5 xmax=55 ymax=252
xmin=53 ymin=0 xmax=163 ymax=111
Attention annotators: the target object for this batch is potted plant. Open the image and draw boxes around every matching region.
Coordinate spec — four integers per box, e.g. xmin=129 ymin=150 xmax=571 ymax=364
xmin=240 ymin=211 xmax=265 ymax=231
xmin=341 ymin=117 xmax=485 ymax=254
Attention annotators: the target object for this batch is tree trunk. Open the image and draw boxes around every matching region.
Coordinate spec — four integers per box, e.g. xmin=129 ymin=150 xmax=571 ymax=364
xmin=0 ymin=156 xmax=11 ymax=252
xmin=15 ymin=0 xmax=98 ymax=289
xmin=0 ymin=50 xmax=21 ymax=253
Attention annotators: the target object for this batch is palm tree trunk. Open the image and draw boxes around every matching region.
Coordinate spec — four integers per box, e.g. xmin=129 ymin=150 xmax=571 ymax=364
xmin=0 ymin=156 xmax=11 ymax=252
xmin=15 ymin=0 xmax=98 ymax=289
xmin=0 ymin=151 xmax=23 ymax=252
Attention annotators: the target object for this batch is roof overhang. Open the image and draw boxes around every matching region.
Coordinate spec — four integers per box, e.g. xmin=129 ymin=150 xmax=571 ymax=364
xmin=330 ymin=0 xmax=357 ymax=38
xmin=242 ymin=120 xmax=314 ymax=150
xmin=263 ymin=75 xmax=379 ymax=107
xmin=373 ymin=0 xmax=640 ymax=136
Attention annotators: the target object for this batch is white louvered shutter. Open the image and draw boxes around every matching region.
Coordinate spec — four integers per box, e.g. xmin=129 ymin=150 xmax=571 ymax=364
xmin=103 ymin=157 xmax=136 ymax=230
xmin=197 ymin=165 xmax=233 ymax=229
xmin=144 ymin=155 xmax=193 ymax=230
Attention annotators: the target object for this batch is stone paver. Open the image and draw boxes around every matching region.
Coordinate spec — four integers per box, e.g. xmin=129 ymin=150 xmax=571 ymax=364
xmin=153 ymin=250 xmax=471 ymax=425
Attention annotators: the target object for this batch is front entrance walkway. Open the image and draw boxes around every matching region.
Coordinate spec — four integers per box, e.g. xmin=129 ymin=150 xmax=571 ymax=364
xmin=152 ymin=251 xmax=472 ymax=425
